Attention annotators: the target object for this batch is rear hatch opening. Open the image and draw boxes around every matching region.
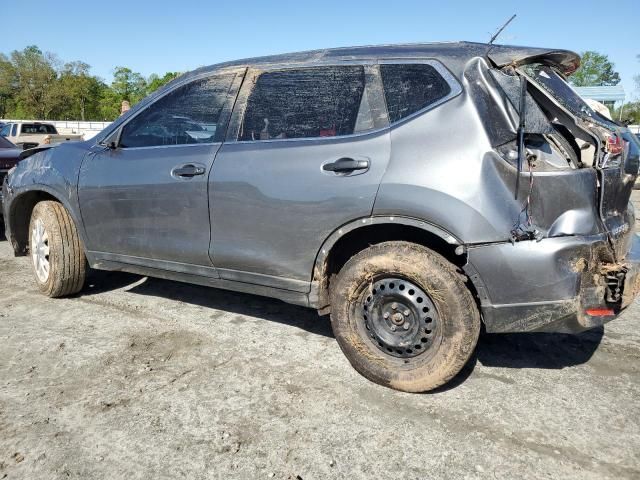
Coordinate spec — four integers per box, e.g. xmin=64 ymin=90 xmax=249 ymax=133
xmin=517 ymin=62 xmax=639 ymax=261
xmin=487 ymin=47 xmax=639 ymax=262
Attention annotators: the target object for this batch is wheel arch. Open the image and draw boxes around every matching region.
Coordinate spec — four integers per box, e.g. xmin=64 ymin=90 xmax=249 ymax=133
xmin=310 ymin=216 xmax=470 ymax=311
xmin=7 ymin=185 xmax=84 ymax=256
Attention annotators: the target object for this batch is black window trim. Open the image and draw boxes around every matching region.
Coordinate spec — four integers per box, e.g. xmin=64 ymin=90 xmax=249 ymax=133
xmin=228 ymin=61 xmax=389 ymax=144
xmin=100 ymin=67 xmax=246 ymax=151
xmin=377 ymin=58 xmax=463 ymax=127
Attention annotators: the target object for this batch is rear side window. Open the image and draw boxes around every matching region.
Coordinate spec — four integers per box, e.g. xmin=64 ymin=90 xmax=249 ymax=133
xmin=239 ymin=66 xmax=370 ymax=141
xmin=380 ymin=64 xmax=452 ymax=123
xmin=11 ymin=124 xmax=18 ymax=136
xmin=21 ymin=123 xmax=56 ymax=134
xmin=120 ymin=73 xmax=236 ymax=148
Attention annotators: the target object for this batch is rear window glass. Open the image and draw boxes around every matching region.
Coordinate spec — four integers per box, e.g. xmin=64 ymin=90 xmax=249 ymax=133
xmin=21 ymin=124 xmax=57 ymax=134
xmin=380 ymin=64 xmax=452 ymax=123
xmin=239 ymin=66 xmax=368 ymax=141
xmin=522 ymin=64 xmax=616 ymax=128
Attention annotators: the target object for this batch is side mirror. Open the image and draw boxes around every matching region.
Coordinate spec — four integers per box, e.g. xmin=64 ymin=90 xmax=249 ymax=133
xmin=101 ymin=128 xmax=121 ymax=150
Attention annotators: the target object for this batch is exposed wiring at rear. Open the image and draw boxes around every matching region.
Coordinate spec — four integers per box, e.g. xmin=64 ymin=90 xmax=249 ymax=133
xmin=510 ymin=153 xmax=541 ymax=242
xmin=510 ymin=76 xmax=542 ymax=242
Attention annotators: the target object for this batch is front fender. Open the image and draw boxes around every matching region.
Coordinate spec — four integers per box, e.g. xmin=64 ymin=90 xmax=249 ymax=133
xmin=4 ymin=143 xmax=89 ymax=255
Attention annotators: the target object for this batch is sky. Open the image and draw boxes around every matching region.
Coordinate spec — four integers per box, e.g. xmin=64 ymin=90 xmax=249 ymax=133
xmin=2 ymin=0 xmax=639 ymax=100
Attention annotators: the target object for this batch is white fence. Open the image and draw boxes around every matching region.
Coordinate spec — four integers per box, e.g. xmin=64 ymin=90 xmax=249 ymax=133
xmin=1 ymin=119 xmax=112 ymax=139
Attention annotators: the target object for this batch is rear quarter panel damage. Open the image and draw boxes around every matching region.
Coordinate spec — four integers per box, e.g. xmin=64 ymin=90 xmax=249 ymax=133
xmin=374 ymin=57 xmax=602 ymax=245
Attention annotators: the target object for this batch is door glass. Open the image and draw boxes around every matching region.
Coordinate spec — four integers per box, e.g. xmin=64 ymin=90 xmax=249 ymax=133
xmin=0 ymin=125 xmax=10 ymax=136
xmin=239 ymin=66 xmax=372 ymax=141
xmin=120 ymin=73 xmax=236 ymax=148
xmin=11 ymin=124 xmax=18 ymax=136
xmin=380 ymin=64 xmax=452 ymax=123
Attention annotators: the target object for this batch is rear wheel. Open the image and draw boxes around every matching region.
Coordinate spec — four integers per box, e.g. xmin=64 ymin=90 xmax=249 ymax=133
xmin=329 ymin=241 xmax=480 ymax=392
xmin=28 ymin=201 xmax=87 ymax=297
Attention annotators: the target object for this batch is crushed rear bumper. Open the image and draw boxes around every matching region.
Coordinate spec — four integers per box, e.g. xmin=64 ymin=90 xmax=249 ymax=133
xmin=466 ymin=233 xmax=640 ymax=333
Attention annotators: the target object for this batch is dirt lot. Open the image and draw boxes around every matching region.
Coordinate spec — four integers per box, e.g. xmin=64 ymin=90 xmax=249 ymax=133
xmin=1 ymin=204 xmax=640 ymax=480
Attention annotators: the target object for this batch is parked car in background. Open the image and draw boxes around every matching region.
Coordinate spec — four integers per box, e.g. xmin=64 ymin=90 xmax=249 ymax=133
xmin=3 ymin=42 xmax=640 ymax=392
xmin=0 ymin=121 xmax=83 ymax=149
xmin=0 ymin=136 xmax=22 ymax=215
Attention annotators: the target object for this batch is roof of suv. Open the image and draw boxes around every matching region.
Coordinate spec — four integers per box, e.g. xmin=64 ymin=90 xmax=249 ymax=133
xmin=189 ymin=41 xmax=579 ymax=77
xmin=95 ymin=41 xmax=580 ymax=144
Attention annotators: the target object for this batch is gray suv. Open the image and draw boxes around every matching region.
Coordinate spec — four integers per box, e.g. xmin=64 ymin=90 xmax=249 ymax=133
xmin=3 ymin=42 xmax=640 ymax=392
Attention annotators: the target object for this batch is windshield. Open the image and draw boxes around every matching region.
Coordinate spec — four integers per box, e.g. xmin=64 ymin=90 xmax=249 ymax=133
xmin=521 ymin=63 xmax=616 ymax=128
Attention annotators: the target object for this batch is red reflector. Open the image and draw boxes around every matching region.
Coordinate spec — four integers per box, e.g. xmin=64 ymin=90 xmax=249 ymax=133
xmin=606 ymin=134 xmax=624 ymax=155
xmin=585 ymin=308 xmax=615 ymax=316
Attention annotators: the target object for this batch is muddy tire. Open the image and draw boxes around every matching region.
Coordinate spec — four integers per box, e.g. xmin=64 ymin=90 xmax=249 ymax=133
xmin=329 ymin=241 xmax=480 ymax=392
xmin=28 ymin=201 xmax=87 ymax=297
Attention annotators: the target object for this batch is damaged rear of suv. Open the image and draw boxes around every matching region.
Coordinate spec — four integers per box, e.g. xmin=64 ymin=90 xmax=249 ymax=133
xmin=3 ymin=42 xmax=639 ymax=393
xmin=467 ymin=47 xmax=640 ymax=334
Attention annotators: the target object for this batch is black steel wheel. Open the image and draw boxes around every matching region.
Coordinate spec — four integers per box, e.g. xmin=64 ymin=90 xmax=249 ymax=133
xmin=362 ymin=277 xmax=441 ymax=359
xmin=329 ymin=241 xmax=480 ymax=392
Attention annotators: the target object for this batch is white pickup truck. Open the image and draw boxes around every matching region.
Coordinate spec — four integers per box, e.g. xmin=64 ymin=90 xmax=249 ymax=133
xmin=0 ymin=122 xmax=84 ymax=149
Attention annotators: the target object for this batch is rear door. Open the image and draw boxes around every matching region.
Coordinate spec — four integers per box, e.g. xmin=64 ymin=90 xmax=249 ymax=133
xmin=209 ymin=64 xmax=390 ymax=290
xmin=78 ymin=69 xmax=244 ymax=268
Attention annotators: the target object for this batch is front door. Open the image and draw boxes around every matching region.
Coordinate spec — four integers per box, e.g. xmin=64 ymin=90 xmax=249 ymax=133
xmin=78 ymin=69 xmax=244 ymax=268
xmin=209 ymin=64 xmax=391 ymax=290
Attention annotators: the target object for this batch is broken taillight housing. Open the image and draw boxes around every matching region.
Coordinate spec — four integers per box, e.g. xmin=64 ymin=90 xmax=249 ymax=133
xmin=585 ymin=308 xmax=615 ymax=317
xmin=605 ymin=133 xmax=624 ymax=155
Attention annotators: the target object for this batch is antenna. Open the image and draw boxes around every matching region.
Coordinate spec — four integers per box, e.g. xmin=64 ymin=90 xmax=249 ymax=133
xmin=489 ymin=14 xmax=517 ymax=45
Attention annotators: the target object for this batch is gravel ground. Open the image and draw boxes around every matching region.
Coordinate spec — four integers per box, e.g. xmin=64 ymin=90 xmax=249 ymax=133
xmin=1 ymin=197 xmax=640 ymax=479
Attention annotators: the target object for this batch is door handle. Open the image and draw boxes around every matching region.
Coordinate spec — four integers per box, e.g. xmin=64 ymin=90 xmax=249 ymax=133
xmin=172 ymin=164 xmax=206 ymax=178
xmin=322 ymin=157 xmax=370 ymax=173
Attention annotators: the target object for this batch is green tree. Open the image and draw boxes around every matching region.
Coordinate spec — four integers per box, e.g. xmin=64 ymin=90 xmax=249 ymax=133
xmin=570 ymin=51 xmax=621 ymax=87
xmin=111 ymin=66 xmax=147 ymax=103
xmin=94 ymin=66 xmax=148 ymax=119
xmin=10 ymin=45 xmax=60 ymax=118
xmin=0 ymin=53 xmax=17 ymax=118
xmin=612 ymin=101 xmax=640 ymax=125
xmin=147 ymin=71 xmax=180 ymax=94
xmin=98 ymin=87 xmax=122 ymax=120
xmin=53 ymin=61 xmax=107 ymax=120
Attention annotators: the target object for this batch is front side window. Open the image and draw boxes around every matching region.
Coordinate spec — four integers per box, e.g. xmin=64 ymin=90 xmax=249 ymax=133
xmin=0 ymin=124 xmax=10 ymax=136
xmin=119 ymin=73 xmax=236 ymax=148
xmin=239 ymin=66 xmax=370 ymax=141
xmin=380 ymin=64 xmax=452 ymax=123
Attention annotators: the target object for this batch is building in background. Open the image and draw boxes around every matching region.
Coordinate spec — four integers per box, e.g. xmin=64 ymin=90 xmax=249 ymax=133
xmin=573 ymin=85 xmax=626 ymax=113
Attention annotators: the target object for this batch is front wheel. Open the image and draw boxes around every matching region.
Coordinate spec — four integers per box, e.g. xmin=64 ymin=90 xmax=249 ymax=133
xmin=28 ymin=201 xmax=87 ymax=297
xmin=329 ymin=241 xmax=480 ymax=392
